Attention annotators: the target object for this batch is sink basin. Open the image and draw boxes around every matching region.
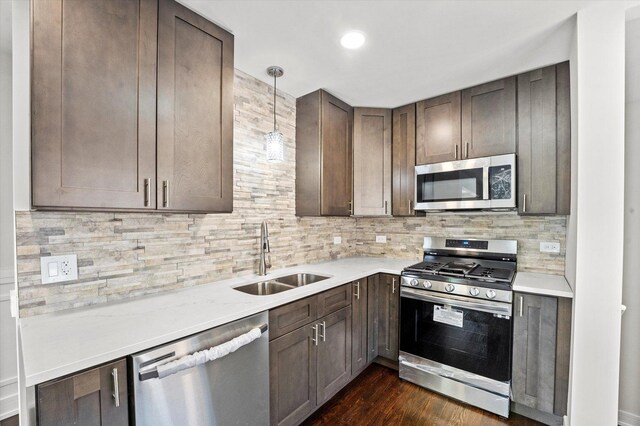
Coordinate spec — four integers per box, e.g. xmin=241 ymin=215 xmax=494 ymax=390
xmin=234 ymin=281 xmax=295 ymax=296
xmin=274 ymin=273 xmax=330 ymax=287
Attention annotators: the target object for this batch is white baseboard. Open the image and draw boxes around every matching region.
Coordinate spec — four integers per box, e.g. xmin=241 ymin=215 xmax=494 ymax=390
xmin=619 ymin=409 xmax=640 ymax=426
xmin=0 ymin=376 xmax=18 ymax=421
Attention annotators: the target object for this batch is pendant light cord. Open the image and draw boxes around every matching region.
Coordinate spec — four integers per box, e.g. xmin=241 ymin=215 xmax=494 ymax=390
xmin=273 ymin=74 xmax=277 ymax=132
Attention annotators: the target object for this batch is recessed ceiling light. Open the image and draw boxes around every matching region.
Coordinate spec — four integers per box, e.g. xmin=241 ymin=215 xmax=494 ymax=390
xmin=340 ymin=31 xmax=365 ymax=49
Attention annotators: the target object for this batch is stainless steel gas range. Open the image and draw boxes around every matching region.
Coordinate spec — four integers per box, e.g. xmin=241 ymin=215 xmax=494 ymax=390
xmin=399 ymin=237 xmax=517 ymax=418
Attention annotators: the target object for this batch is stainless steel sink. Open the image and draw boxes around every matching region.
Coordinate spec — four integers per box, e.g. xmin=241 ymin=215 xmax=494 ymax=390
xmin=234 ymin=281 xmax=295 ymax=296
xmin=274 ymin=273 xmax=330 ymax=287
xmin=233 ymin=273 xmax=330 ymax=296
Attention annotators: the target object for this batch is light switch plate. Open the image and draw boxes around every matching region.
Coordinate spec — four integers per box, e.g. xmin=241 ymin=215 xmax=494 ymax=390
xmin=376 ymin=235 xmax=387 ymax=243
xmin=40 ymin=254 xmax=78 ymax=284
xmin=333 ymin=236 xmax=342 ymax=245
xmin=540 ymin=242 xmax=560 ymax=253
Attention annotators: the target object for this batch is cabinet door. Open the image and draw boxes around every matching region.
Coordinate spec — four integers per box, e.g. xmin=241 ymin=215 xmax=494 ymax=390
xmin=269 ymin=325 xmax=317 ymax=426
xmin=512 ymin=293 xmax=558 ymax=413
xmin=32 ymin=0 xmax=157 ymax=209
xmin=157 ymin=0 xmax=234 ymax=212
xmin=518 ymin=63 xmax=571 ymax=215
xmin=461 ymin=77 xmax=516 ymax=159
xmin=351 ymin=278 xmax=369 ymax=376
xmin=37 ymin=359 xmax=128 ymax=426
xmin=392 ymin=104 xmax=416 ymax=216
xmin=269 ymin=295 xmax=318 ymax=340
xmin=353 ymin=108 xmax=392 ymax=216
xmin=377 ymin=274 xmax=399 ymax=361
xmin=317 ymin=283 xmax=351 ymax=318
xmin=321 ymin=92 xmax=354 ymax=216
xmin=317 ymin=307 xmax=352 ymax=405
xmin=416 ymin=92 xmax=461 ymax=165
xmin=367 ymin=275 xmax=379 ymax=363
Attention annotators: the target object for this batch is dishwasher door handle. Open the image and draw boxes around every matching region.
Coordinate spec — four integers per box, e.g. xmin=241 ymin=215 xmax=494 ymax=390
xmin=138 ymin=323 xmax=268 ymax=381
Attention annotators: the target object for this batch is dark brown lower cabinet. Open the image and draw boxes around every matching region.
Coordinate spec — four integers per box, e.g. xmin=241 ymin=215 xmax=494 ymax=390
xmin=377 ymin=274 xmax=399 ymax=361
xmin=37 ymin=359 xmax=128 ymax=426
xmin=351 ymin=278 xmax=369 ymax=375
xmin=270 ymin=306 xmax=352 ymax=426
xmin=512 ymin=293 xmax=572 ymax=425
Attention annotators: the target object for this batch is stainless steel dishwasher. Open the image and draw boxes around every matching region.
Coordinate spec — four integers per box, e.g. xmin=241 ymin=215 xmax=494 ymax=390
xmin=131 ymin=312 xmax=269 ymax=425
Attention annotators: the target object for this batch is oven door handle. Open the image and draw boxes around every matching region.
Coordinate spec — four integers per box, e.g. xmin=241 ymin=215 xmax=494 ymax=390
xmin=401 ymin=287 xmax=512 ymax=316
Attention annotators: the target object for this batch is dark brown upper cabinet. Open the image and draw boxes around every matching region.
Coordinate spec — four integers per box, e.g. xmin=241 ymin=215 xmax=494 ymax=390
xmin=157 ymin=0 xmax=234 ymax=212
xmin=517 ymin=62 xmax=571 ymax=215
xmin=416 ymin=92 xmax=461 ymax=165
xmin=461 ymin=77 xmax=516 ymax=159
xmin=31 ymin=0 xmax=234 ymax=213
xmin=32 ymin=0 xmax=158 ymax=210
xmin=415 ymin=77 xmax=516 ymax=166
xmin=392 ymin=103 xmax=416 ymax=216
xmin=353 ymin=108 xmax=392 ymax=216
xmin=296 ymin=90 xmax=354 ymax=216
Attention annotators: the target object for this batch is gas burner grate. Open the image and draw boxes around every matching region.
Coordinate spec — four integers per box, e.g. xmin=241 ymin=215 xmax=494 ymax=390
xmin=466 ymin=267 xmax=514 ymax=282
xmin=404 ymin=261 xmax=445 ymax=273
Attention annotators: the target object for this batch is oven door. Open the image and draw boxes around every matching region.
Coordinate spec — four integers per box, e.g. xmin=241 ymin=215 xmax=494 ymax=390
xmin=400 ymin=287 xmax=512 ymax=382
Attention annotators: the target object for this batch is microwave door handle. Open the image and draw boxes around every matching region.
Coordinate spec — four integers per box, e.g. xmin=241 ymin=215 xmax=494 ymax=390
xmin=483 ymin=166 xmax=490 ymax=200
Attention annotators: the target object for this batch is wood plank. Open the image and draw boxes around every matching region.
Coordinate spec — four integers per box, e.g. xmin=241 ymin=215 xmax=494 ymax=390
xmin=554 ymin=297 xmax=572 ymax=416
xmin=296 ymin=91 xmax=323 ymax=216
xmin=317 ymin=284 xmax=351 ymax=318
xmin=556 ymin=61 xmax=572 ymax=215
xmin=269 ymin=295 xmax=318 ymax=340
xmin=302 ymin=364 xmax=543 ymax=426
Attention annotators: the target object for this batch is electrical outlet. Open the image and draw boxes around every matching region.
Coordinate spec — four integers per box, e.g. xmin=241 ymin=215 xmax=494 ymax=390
xmin=376 ymin=235 xmax=387 ymax=243
xmin=333 ymin=236 xmax=342 ymax=245
xmin=40 ymin=254 xmax=78 ymax=284
xmin=540 ymin=242 xmax=560 ymax=253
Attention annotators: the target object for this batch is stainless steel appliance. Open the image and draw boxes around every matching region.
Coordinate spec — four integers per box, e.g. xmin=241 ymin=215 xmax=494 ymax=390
xmin=399 ymin=237 xmax=517 ymax=417
xmin=414 ymin=153 xmax=516 ymax=211
xmin=131 ymin=312 xmax=269 ymax=425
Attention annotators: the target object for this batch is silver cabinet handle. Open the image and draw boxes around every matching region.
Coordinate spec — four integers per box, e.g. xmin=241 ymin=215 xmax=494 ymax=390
xmin=354 ymin=282 xmax=360 ymax=300
xmin=112 ymin=368 xmax=120 ymax=407
xmin=392 ymin=278 xmax=396 ymax=294
xmin=348 ymin=200 xmax=353 ymax=215
xmin=455 ymin=145 xmax=459 ymax=160
xmin=465 ymin=142 xmax=470 ymax=159
xmin=319 ymin=321 xmax=326 ymax=342
xmin=519 ymin=295 xmax=524 ymax=317
xmin=385 ymin=201 xmax=388 ymax=215
xmin=163 ymin=180 xmax=170 ymax=208
xmin=523 ymin=194 xmax=527 ymax=213
xmin=312 ymin=324 xmax=318 ymax=346
xmin=144 ymin=178 xmax=151 ymax=207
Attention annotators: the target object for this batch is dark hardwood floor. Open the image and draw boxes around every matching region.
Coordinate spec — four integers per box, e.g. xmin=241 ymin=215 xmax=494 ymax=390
xmin=303 ymin=363 xmax=543 ymax=426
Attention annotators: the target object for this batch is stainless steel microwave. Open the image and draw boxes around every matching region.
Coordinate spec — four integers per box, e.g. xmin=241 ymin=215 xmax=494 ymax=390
xmin=414 ymin=153 xmax=516 ymax=211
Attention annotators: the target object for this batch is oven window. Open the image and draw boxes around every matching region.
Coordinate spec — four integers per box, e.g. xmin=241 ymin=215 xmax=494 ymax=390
xmin=417 ymin=168 xmax=483 ymax=203
xmin=400 ymin=296 xmax=512 ymax=382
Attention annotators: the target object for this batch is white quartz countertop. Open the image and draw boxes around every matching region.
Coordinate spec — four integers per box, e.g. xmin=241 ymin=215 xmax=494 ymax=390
xmin=20 ymin=256 xmax=415 ymax=387
xmin=513 ymin=272 xmax=574 ymax=298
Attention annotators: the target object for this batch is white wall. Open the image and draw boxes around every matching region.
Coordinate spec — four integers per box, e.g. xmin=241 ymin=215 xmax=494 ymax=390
xmin=568 ymin=3 xmax=627 ymax=425
xmin=619 ymin=15 xmax=640 ymax=426
xmin=0 ymin=0 xmax=17 ymax=421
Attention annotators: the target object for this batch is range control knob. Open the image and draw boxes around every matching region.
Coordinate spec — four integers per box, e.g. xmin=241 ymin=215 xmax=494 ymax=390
xmin=486 ymin=289 xmax=497 ymax=299
xmin=423 ymin=280 xmax=432 ymax=289
xmin=409 ymin=279 xmax=419 ymax=287
xmin=445 ymin=284 xmax=455 ymax=293
xmin=469 ymin=287 xmax=480 ymax=296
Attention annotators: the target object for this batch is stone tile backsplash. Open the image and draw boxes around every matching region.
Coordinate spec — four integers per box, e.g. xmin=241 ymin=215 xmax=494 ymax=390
xmin=15 ymin=71 xmax=566 ymax=316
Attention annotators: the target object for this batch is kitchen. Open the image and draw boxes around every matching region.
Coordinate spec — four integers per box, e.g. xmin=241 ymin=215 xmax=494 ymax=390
xmin=0 ymin=1 xmax=638 ymax=426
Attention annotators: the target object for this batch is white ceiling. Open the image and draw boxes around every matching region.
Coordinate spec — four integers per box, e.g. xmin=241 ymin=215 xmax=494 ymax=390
xmin=181 ymin=0 xmax=599 ymax=107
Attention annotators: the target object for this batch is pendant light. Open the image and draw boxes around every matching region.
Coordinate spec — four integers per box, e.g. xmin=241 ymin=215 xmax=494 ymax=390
xmin=265 ymin=66 xmax=285 ymax=162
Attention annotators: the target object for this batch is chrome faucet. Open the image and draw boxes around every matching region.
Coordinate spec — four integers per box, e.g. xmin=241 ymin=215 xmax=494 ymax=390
xmin=259 ymin=221 xmax=271 ymax=276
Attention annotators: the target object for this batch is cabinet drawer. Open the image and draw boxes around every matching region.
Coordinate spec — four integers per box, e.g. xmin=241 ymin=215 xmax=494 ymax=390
xmin=317 ymin=284 xmax=352 ymax=318
xmin=269 ymin=296 xmax=318 ymax=340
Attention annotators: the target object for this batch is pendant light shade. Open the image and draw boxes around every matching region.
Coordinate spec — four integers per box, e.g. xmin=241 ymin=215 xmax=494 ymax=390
xmin=266 ymin=66 xmax=284 ymax=163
